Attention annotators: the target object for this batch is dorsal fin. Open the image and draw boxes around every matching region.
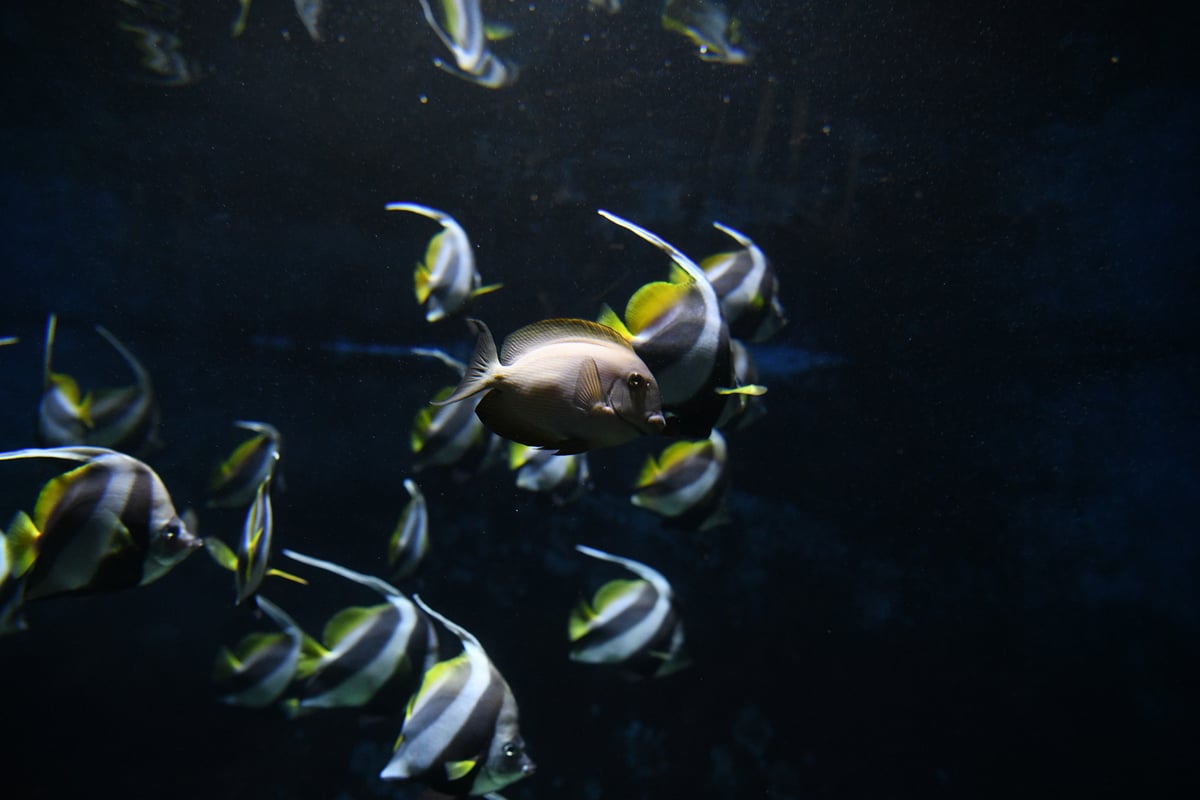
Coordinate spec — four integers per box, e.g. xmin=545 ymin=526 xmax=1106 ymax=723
xmin=500 ymin=318 xmax=632 ymax=363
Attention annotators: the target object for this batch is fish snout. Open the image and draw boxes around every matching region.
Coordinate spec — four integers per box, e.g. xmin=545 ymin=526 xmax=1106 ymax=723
xmin=645 ymin=412 xmax=667 ymax=434
xmin=520 ymin=754 xmax=537 ymax=775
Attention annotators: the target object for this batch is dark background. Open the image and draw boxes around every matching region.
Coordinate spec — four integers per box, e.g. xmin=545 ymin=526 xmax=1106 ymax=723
xmin=0 ymin=1 xmax=1196 ymax=798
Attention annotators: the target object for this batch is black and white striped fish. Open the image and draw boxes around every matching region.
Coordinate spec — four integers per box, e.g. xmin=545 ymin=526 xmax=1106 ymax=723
xmin=568 ymin=544 xmax=689 ymax=678
xmin=388 ymin=479 xmax=430 ymax=579
xmin=212 ymin=595 xmax=323 ymax=709
xmin=631 ymin=430 xmax=731 ymax=531
xmin=386 ymin=203 xmax=502 ymax=323
xmin=403 ymin=348 xmax=506 ymax=476
xmin=280 ymin=549 xmax=438 ymax=715
xmin=0 ymin=446 xmax=202 ymax=605
xmin=509 ymin=443 xmax=591 ymax=506
xmin=381 ymin=596 xmax=536 ymax=796
xmin=204 ymin=474 xmax=306 ymax=605
xmin=206 ymin=420 xmax=283 ymax=510
xmin=37 ymin=314 xmax=161 ymax=456
xmin=597 ymin=211 xmax=764 ymax=439
xmin=714 ymin=338 xmax=767 ymax=431
xmin=701 ymin=222 xmax=787 ymax=343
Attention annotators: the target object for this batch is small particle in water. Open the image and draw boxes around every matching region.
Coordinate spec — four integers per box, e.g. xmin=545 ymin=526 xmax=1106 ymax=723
xmin=1110 ymin=54 xmax=1120 ymax=64
xmin=281 ymin=28 xmax=291 ymax=42
xmin=419 ymin=94 xmax=428 ymax=104
xmin=821 ymin=124 xmax=832 ymax=135
xmin=583 ymin=33 xmax=591 ymax=43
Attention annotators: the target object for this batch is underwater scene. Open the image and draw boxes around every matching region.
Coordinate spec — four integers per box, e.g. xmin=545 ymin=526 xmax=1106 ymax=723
xmin=0 ymin=1 xmax=1195 ymax=798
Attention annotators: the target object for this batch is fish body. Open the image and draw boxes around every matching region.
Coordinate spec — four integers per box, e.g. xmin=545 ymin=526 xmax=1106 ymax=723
xmin=509 ymin=444 xmax=591 ymax=505
xmin=714 ymin=338 xmax=767 ymax=431
xmin=381 ymin=597 xmax=535 ymax=796
xmin=281 ymin=550 xmax=438 ymax=714
xmin=432 ymin=52 xmax=519 ymax=89
xmin=38 ymin=315 xmax=161 ymax=456
xmin=417 ymin=0 xmax=519 ymax=88
xmin=386 ymin=203 xmax=502 ymax=323
xmin=702 ymin=222 xmax=786 ymax=343
xmin=117 ymin=21 xmax=204 ymax=85
xmin=0 ymin=447 xmax=202 ymax=602
xmin=213 ymin=596 xmax=323 ymax=708
xmin=389 ymin=479 xmax=430 ymax=579
xmin=207 ymin=420 xmax=283 ymax=509
xmin=294 ymin=0 xmax=323 ymax=41
xmin=569 ymin=545 xmax=688 ymax=677
xmin=598 ymin=210 xmax=763 ymax=439
xmin=661 ymin=0 xmax=752 ymax=65
xmin=435 ymin=318 xmax=665 ymax=455
xmin=631 ymin=430 xmax=730 ymax=530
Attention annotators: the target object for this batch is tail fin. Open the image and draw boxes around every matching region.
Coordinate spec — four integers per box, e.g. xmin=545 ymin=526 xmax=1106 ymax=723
xmin=431 ymin=319 xmax=497 ymax=406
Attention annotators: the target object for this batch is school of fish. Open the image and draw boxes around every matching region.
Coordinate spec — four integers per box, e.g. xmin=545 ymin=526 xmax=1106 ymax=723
xmin=1 ymin=2 xmax=795 ymax=798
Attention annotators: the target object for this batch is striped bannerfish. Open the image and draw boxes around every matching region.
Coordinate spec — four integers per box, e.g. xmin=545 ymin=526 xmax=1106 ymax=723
xmin=207 ymin=420 xmax=283 ymax=510
xmin=509 ymin=443 xmax=591 ymax=506
xmin=212 ymin=595 xmax=324 ymax=709
xmin=416 ymin=0 xmax=519 ymax=88
xmin=596 ymin=210 xmax=764 ymax=440
xmin=388 ymin=479 xmax=430 ymax=580
xmin=204 ymin=474 xmax=306 ymax=605
xmin=714 ymin=338 xmax=767 ymax=431
xmin=381 ymin=596 xmax=536 ymax=796
xmin=569 ymin=544 xmax=690 ymax=678
xmin=701 ymin=222 xmax=787 ymax=343
xmin=662 ymin=0 xmax=753 ymax=66
xmin=402 ymin=348 xmax=506 ymax=476
xmin=386 ymin=203 xmax=502 ymax=323
xmin=0 ymin=447 xmax=202 ymax=607
xmin=631 ymin=429 xmax=731 ymax=531
xmin=279 ymin=549 xmax=438 ymax=715
xmin=37 ymin=314 xmax=162 ymax=456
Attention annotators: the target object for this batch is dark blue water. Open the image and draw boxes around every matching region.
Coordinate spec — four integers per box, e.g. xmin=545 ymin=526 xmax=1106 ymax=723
xmin=1 ymin=1 xmax=1196 ymax=798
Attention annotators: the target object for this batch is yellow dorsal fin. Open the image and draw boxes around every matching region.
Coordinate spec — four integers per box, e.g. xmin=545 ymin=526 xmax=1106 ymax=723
xmin=444 ymin=758 xmax=478 ymax=781
xmin=413 ymin=260 xmax=433 ymax=304
xmin=470 ymin=282 xmax=504 ymax=298
xmin=634 ymin=453 xmax=663 ymax=489
xmin=624 ymin=281 xmax=689 ymax=334
xmin=212 ymin=647 xmax=241 ymax=681
xmin=5 ymin=511 xmax=41 ymax=577
xmin=567 ymin=599 xmax=597 ymax=642
xmin=657 ymin=438 xmax=709 ymax=472
xmin=32 ymin=463 xmax=94 ymax=529
xmin=322 ymin=605 xmax=385 ymax=647
xmin=592 ymin=578 xmax=644 ymax=613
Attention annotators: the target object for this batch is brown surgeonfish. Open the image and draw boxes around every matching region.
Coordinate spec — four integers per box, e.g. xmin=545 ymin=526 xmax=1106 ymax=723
xmin=434 ymin=318 xmax=665 ymax=454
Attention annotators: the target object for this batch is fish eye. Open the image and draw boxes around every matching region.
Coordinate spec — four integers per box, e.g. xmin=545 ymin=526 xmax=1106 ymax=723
xmin=160 ymin=520 xmax=182 ymax=541
xmin=627 ymin=373 xmax=645 ymax=390
xmin=503 ymin=742 xmax=521 ymax=759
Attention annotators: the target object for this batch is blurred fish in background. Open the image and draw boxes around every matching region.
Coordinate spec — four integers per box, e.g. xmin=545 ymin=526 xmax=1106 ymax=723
xmin=509 ymin=443 xmax=592 ymax=505
xmin=37 ymin=314 xmax=162 ymax=457
xmin=632 ymin=429 xmax=731 ymax=530
xmin=280 ymin=550 xmax=439 ymax=716
xmin=661 ymin=0 xmax=754 ymax=65
xmin=701 ymin=222 xmax=788 ymax=343
xmin=569 ymin=544 xmax=690 ymax=678
xmin=206 ymin=420 xmax=284 ymax=510
xmin=388 ymin=478 xmax=430 ymax=580
xmin=386 ymin=203 xmax=503 ymax=324
xmin=212 ymin=595 xmax=324 ymax=709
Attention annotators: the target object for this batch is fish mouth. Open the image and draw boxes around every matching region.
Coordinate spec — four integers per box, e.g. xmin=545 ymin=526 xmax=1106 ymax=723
xmin=644 ymin=412 xmax=666 ymax=434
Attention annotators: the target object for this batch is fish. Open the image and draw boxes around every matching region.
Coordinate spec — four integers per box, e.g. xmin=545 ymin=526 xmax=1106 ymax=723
xmin=380 ymin=596 xmax=536 ymax=796
xmin=388 ymin=479 xmax=430 ymax=579
xmin=206 ymin=420 xmax=284 ymax=510
xmin=212 ymin=595 xmax=324 ymax=709
xmin=230 ymin=0 xmax=252 ymax=36
xmin=589 ymin=0 xmax=623 ymax=13
xmin=293 ymin=0 xmax=323 ymax=41
xmin=661 ymin=0 xmax=753 ymax=65
xmin=701 ymin=222 xmax=787 ymax=343
xmin=280 ymin=549 xmax=438 ymax=715
xmin=403 ymin=348 xmax=506 ymax=476
xmin=509 ymin=444 xmax=591 ymax=506
xmin=0 ymin=447 xmax=203 ymax=605
xmin=37 ymin=314 xmax=162 ymax=456
xmin=714 ymin=338 xmax=767 ymax=431
xmin=434 ymin=318 xmax=666 ymax=454
xmin=386 ymin=203 xmax=503 ymax=323
xmin=631 ymin=429 xmax=731 ymax=531
xmin=416 ymin=0 xmax=518 ymax=88
xmin=568 ymin=544 xmax=689 ymax=678
xmin=204 ymin=475 xmax=306 ymax=605
xmin=597 ymin=210 xmax=764 ymax=439
xmin=117 ymin=21 xmax=204 ymax=85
